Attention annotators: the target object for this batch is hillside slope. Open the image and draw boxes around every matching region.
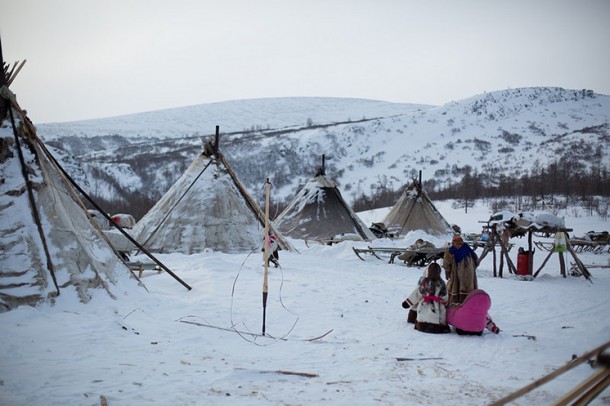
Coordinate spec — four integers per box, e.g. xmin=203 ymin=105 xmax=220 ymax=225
xmin=37 ymin=89 xmax=610 ymax=214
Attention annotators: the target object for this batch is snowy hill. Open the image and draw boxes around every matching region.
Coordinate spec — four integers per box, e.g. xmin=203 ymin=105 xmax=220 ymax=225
xmin=36 ymin=89 xmax=610 ymax=214
xmin=38 ymin=97 xmax=427 ymax=140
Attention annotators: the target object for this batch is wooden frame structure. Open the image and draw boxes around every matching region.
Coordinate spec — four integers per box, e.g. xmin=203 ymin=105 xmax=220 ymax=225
xmin=531 ymin=230 xmax=591 ymax=280
xmin=474 ymin=223 xmax=518 ymax=278
xmin=476 ymin=220 xmax=592 ymax=281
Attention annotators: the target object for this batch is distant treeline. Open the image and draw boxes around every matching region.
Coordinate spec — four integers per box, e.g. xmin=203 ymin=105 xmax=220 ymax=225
xmin=428 ymin=163 xmax=609 ymax=201
xmin=90 ymin=162 xmax=609 ymax=223
xmin=353 ymin=163 xmax=610 ymax=217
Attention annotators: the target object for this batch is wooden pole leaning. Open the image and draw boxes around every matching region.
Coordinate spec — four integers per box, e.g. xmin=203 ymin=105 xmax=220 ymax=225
xmin=498 ymin=235 xmax=517 ymax=275
xmin=533 ymin=247 xmax=555 ymax=277
xmin=2 ymin=91 xmax=191 ymax=290
xmin=552 ymin=368 xmax=610 ymax=406
xmin=559 ymin=250 xmax=567 ymax=278
xmin=489 ymin=341 xmax=610 ymax=406
xmin=528 ymin=230 xmax=534 ymax=277
xmin=532 ymin=240 xmax=592 ymax=281
xmin=565 ymin=238 xmax=592 ymax=281
xmin=40 ymin=140 xmax=192 ymax=291
xmin=262 ymin=178 xmax=271 ymax=335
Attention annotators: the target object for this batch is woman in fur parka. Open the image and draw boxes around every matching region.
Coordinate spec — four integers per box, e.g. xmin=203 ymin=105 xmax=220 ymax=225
xmin=402 ymin=263 xmax=450 ymax=334
xmin=443 ymin=235 xmax=478 ymax=305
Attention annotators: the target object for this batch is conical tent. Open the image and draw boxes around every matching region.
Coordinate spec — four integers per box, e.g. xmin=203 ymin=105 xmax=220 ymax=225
xmin=381 ymin=179 xmax=454 ymax=238
xmin=132 ymin=138 xmax=290 ymax=254
xmin=0 ymin=68 xmax=138 ymax=312
xmin=274 ymin=167 xmax=375 ymax=242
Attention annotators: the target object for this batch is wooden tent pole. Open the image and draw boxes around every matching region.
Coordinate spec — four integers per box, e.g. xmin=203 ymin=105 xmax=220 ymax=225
xmin=551 ymin=368 xmax=610 ymax=406
xmin=565 ymin=238 xmax=592 ymax=281
xmin=498 ymin=236 xmax=517 ymax=275
xmin=2 ymin=73 xmax=192 ymax=290
xmin=498 ymin=229 xmax=509 ymax=278
xmin=262 ymin=178 xmax=271 ymax=335
xmin=39 ymin=141 xmax=192 ymax=291
xmin=475 ymin=228 xmax=494 ymax=265
xmin=476 ymin=243 xmax=492 ymax=264
xmin=527 ymin=230 xmax=534 ymax=275
xmin=396 ymin=180 xmax=423 ymax=237
xmin=6 ymin=60 xmax=26 ymax=87
xmin=4 ymin=91 xmax=136 ymax=292
xmin=217 ymin=148 xmax=292 ymax=252
xmin=533 ymin=248 xmax=555 ymax=277
xmin=499 ymin=250 xmax=504 ymax=278
xmin=492 ymin=224 xmax=502 ymax=278
xmin=488 ymin=341 xmax=610 ymax=406
xmin=492 ymin=240 xmax=498 ymax=278
xmin=214 ymin=125 xmax=220 ymax=157
xmin=491 ymin=227 xmax=499 ymax=277
xmin=4 ymin=61 xmax=17 ymax=83
xmin=136 ymin=156 xmax=214 ymax=252
xmin=559 ymin=251 xmax=566 ymax=278
xmin=483 ymin=226 xmax=499 ymax=277
xmin=6 ymin=106 xmax=60 ymax=295
xmin=0 ymin=37 xmax=6 ymax=120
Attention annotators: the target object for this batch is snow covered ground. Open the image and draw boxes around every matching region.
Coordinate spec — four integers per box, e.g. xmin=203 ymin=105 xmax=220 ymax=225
xmin=1 ymin=200 xmax=609 ymax=405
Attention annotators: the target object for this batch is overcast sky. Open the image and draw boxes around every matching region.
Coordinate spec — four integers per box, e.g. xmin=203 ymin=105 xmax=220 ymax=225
xmin=2 ymin=0 xmax=609 ymax=123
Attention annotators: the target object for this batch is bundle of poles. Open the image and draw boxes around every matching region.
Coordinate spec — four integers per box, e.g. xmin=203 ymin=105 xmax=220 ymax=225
xmin=489 ymin=341 xmax=610 ymax=405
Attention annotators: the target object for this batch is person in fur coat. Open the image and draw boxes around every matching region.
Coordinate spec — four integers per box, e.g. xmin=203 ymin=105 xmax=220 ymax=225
xmin=402 ymin=263 xmax=450 ymax=334
xmin=443 ymin=235 xmax=478 ymax=305
xmin=405 ymin=267 xmax=427 ymax=324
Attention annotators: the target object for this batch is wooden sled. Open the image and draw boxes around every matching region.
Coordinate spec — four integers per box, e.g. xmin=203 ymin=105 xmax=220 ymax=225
xmin=472 ymin=240 xmax=514 ymax=252
xmin=353 ymin=246 xmax=401 ymax=262
xmin=570 ymin=240 xmax=609 ymax=253
xmin=353 ymin=246 xmax=445 ymax=266
xmin=127 ymin=261 xmax=163 ymax=279
xmin=570 ymin=262 xmax=610 ymax=272
xmin=534 ymin=241 xmax=554 ymax=252
xmin=536 ymin=239 xmax=609 ymax=253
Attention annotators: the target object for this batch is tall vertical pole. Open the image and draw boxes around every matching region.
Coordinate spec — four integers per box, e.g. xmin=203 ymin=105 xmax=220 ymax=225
xmin=0 ymin=37 xmax=7 ymax=120
xmin=527 ymin=230 xmax=534 ymax=275
xmin=214 ymin=125 xmax=220 ymax=158
xmin=262 ymin=177 xmax=271 ymax=335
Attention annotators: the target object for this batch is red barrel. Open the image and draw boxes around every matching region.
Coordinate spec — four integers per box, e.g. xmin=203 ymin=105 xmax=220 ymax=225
xmin=517 ymin=252 xmax=531 ymax=275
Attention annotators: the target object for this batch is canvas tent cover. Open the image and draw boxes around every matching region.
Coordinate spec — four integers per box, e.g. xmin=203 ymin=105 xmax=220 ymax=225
xmin=381 ymin=180 xmax=454 ymax=238
xmin=274 ymin=172 xmax=375 ymax=242
xmin=0 ymin=103 xmax=138 ymax=312
xmin=131 ymin=145 xmax=267 ymax=254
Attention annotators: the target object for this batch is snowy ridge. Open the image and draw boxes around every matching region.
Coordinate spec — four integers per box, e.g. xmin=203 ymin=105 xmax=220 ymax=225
xmin=36 ymin=88 xmax=610 ymax=209
xmin=38 ymin=97 xmax=427 ymax=140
